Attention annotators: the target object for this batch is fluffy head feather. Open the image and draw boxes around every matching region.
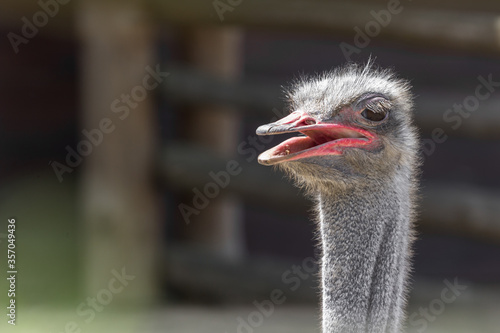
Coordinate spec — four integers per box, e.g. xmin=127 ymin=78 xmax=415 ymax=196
xmin=276 ymin=61 xmax=420 ymax=195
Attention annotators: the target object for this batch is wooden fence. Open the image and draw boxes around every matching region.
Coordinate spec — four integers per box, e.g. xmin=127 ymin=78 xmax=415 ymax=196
xmin=3 ymin=0 xmax=499 ymax=304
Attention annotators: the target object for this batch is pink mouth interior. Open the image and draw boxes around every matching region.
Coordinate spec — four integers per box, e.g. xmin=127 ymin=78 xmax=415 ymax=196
xmin=258 ymin=125 xmax=375 ymax=164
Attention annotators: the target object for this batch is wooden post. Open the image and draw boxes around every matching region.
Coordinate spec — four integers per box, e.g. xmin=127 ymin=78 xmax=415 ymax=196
xmin=183 ymin=27 xmax=246 ymax=261
xmin=77 ymin=1 xmax=160 ymax=304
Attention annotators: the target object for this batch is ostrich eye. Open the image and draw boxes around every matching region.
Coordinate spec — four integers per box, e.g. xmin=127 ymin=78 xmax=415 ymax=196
xmin=361 ymin=108 xmax=387 ymax=122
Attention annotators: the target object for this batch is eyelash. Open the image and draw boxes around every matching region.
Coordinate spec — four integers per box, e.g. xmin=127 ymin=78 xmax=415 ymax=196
xmin=364 ymin=100 xmax=391 ymax=114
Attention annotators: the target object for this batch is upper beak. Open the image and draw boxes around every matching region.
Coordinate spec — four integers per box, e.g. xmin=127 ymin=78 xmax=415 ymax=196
xmin=256 ymin=111 xmax=317 ymax=136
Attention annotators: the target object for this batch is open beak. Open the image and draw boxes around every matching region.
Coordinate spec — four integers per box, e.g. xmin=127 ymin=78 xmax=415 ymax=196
xmin=256 ymin=111 xmax=377 ymax=165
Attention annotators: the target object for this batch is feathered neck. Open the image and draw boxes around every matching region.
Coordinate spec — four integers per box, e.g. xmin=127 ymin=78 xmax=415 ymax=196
xmin=317 ymin=173 xmax=414 ymax=333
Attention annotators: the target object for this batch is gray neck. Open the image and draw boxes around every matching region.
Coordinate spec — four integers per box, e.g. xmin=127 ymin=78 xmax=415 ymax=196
xmin=318 ymin=175 xmax=413 ymax=333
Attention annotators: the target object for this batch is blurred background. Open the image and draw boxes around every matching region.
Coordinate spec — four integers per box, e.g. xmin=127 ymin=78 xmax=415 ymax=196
xmin=1 ymin=0 xmax=500 ymax=332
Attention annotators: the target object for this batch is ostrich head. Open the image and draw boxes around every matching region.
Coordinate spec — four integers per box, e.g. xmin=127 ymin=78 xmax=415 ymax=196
xmin=257 ymin=62 xmax=418 ymax=192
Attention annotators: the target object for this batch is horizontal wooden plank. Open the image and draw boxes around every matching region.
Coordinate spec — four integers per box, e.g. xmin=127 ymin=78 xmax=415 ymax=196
xmin=163 ymin=65 xmax=500 ymax=138
xmin=151 ymin=0 xmax=500 ymax=55
xmin=163 ymin=243 xmax=500 ymax=307
xmin=158 ymin=143 xmax=500 ymax=241
xmin=163 ymin=65 xmax=282 ymax=111
xmin=163 ymin=243 xmax=318 ymax=303
xmin=2 ymin=1 xmax=500 ymax=55
xmin=158 ymin=143 xmax=307 ymax=212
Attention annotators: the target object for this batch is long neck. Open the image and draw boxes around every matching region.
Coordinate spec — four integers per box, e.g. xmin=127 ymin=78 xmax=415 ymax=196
xmin=318 ymin=174 xmax=413 ymax=333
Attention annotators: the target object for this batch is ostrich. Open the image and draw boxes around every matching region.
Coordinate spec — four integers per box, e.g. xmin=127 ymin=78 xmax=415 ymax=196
xmin=256 ymin=62 xmax=419 ymax=333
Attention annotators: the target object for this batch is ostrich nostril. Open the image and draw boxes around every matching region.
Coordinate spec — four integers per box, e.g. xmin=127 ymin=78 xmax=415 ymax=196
xmin=305 ymin=119 xmax=316 ymax=125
